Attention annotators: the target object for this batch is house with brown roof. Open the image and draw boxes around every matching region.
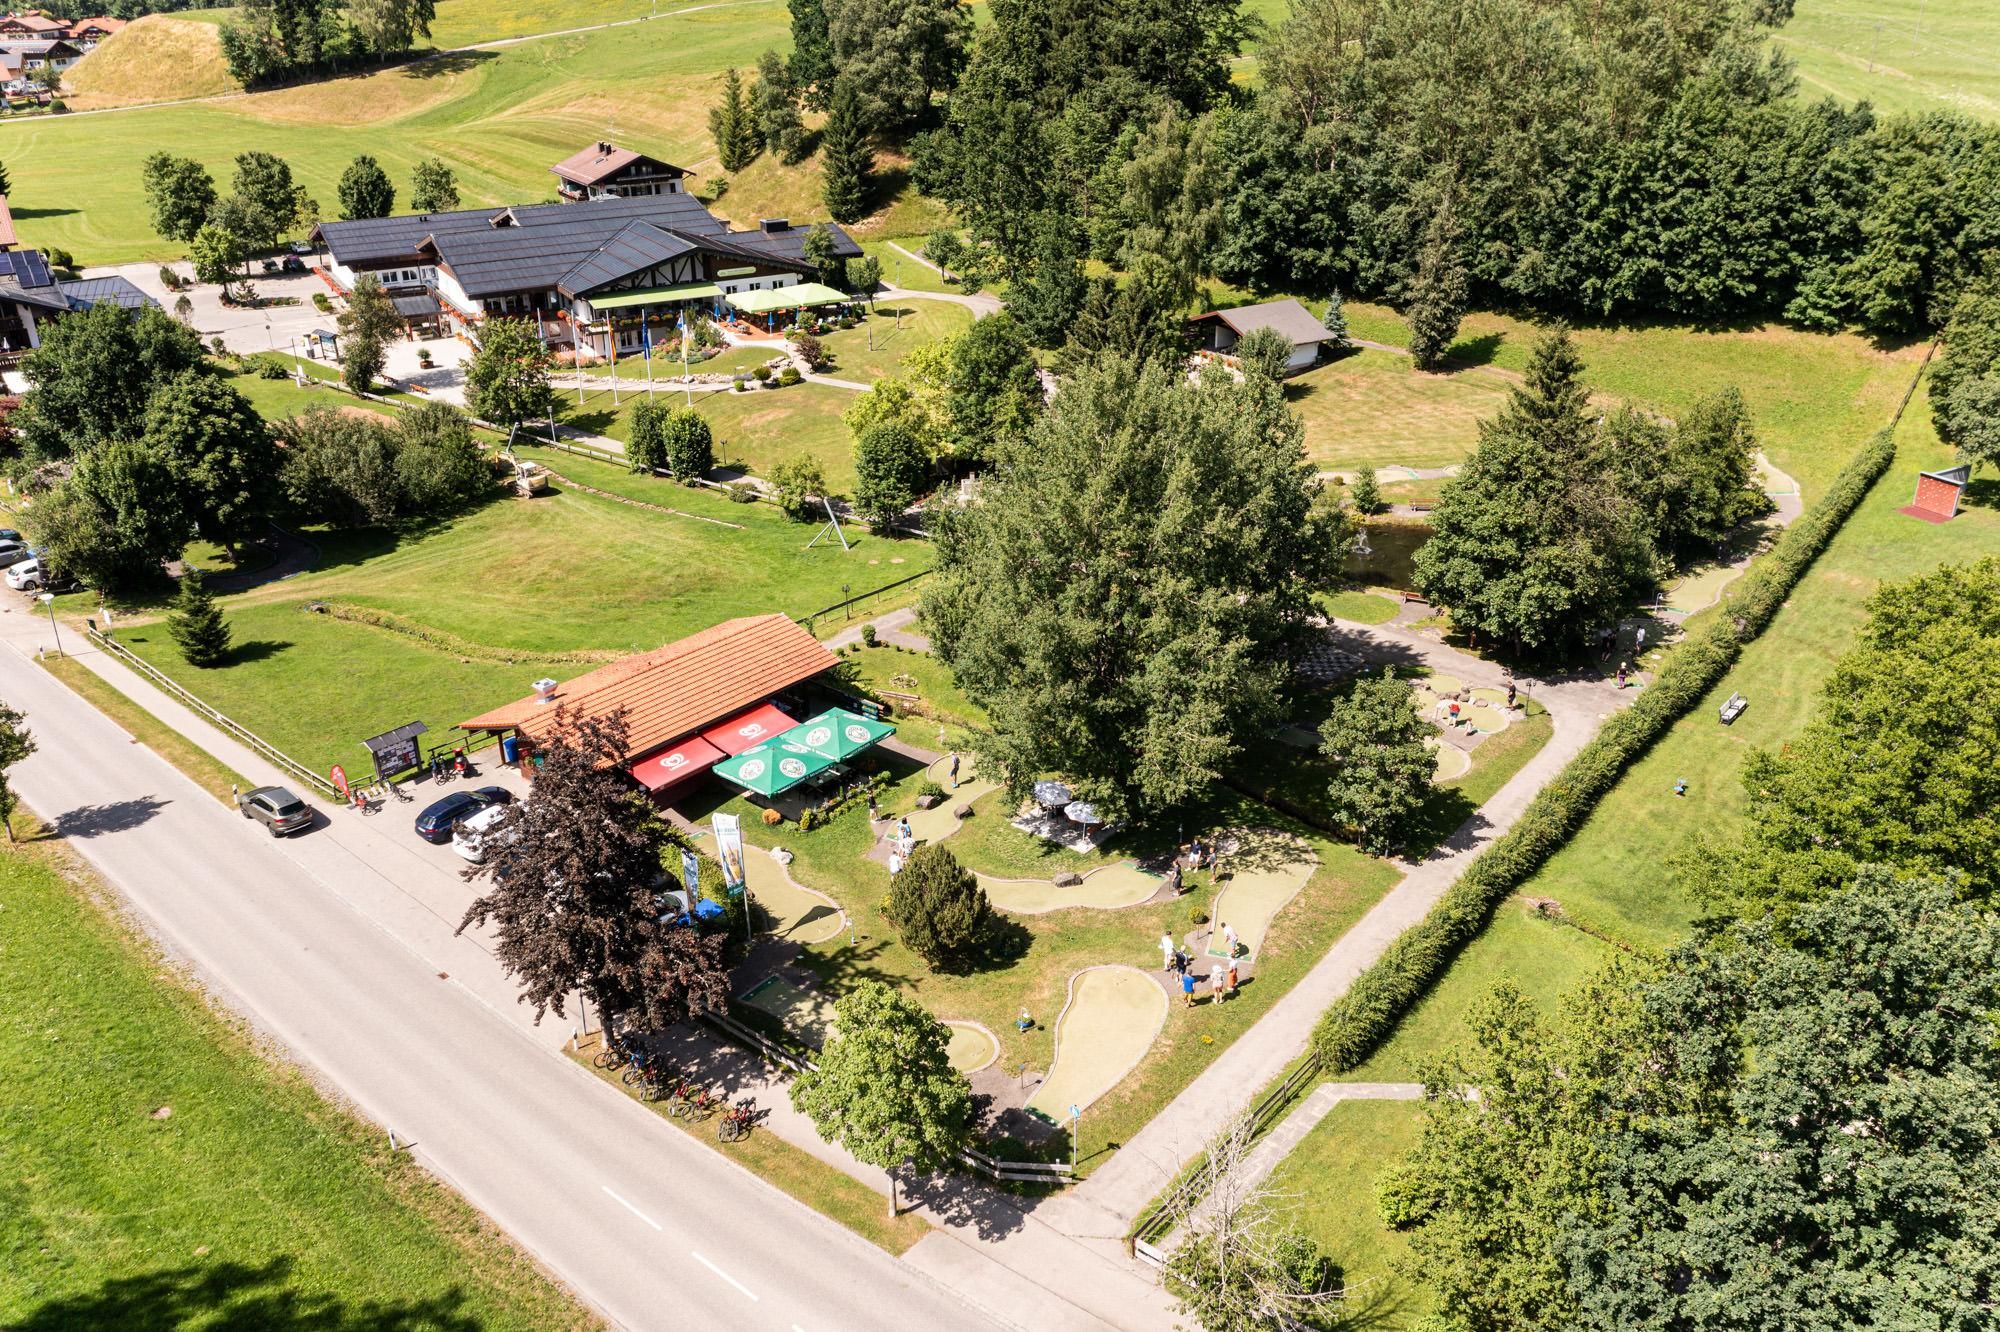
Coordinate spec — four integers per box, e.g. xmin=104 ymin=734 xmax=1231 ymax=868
xmin=1190 ymin=298 xmax=1335 ymax=375
xmin=0 ymin=13 xmax=65 ymax=38
xmin=552 ymin=141 xmax=692 ymax=202
xmin=67 ymin=16 xmax=125 ymax=47
xmin=460 ymin=614 xmax=847 ymax=795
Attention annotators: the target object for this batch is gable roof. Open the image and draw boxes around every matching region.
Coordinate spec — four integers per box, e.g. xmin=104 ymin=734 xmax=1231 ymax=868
xmin=552 ymin=140 xmax=689 ymax=188
xmin=721 ymin=222 xmax=863 ymax=269
xmin=56 ymin=275 xmax=154 ymax=311
xmin=1192 ymin=298 xmax=1331 ymax=346
xmin=2 ymin=37 xmax=79 ymax=55
xmin=0 ymin=195 xmax=16 ymax=250
xmin=461 ymin=614 xmax=838 ymax=760
xmin=0 ymin=14 xmax=65 ymax=33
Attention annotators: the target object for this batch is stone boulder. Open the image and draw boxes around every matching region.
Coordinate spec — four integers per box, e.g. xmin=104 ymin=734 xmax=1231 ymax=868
xmin=1053 ymin=871 xmax=1084 ymax=888
xmin=914 ymin=794 xmax=942 ymax=810
xmin=953 ymin=804 xmax=975 ymax=819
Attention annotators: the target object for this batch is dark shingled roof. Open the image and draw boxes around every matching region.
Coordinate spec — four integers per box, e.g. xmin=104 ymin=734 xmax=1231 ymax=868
xmin=313 ymin=195 xmax=729 ymax=283
xmin=721 ymin=223 xmax=863 ymax=268
xmin=57 ymin=276 xmax=155 ymax=311
xmin=1191 ymin=298 xmax=1332 ymax=346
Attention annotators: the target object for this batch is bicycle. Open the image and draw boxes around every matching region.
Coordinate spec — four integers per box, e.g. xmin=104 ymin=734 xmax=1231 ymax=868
xmin=718 ymin=1098 xmax=755 ymax=1143
xmin=621 ymin=1048 xmax=660 ymax=1088
xmin=387 ymin=780 xmax=413 ymax=803
xmin=592 ymin=1034 xmax=637 ymax=1070
xmin=670 ymin=1082 xmax=715 ymax=1120
xmin=635 ymin=1063 xmax=673 ymax=1102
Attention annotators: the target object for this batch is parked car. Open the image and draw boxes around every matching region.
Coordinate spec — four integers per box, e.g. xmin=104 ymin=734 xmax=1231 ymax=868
xmin=281 ymin=255 xmax=307 ymax=274
xmin=7 ymin=558 xmax=45 ymax=590
xmin=239 ymin=785 xmax=313 ymax=837
xmin=0 ymin=545 xmax=33 ymax=571
xmin=0 ymin=529 xmax=21 ymax=542
xmin=451 ymin=802 xmax=516 ymax=863
xmin=289 ymin=240 xmax=313 ymax=256
xmin=413 ymin=785 xmax=512 ymax=843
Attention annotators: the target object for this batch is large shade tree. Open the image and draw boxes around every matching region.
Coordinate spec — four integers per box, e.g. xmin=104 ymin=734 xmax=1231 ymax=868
xmin=29 ymin=440 xmax=192 ymax=593
xmin=10 ymin=301 xmax=207 ymax=462
xmin=464 ymin=317 xmax=553 ymax=428
xmin=924 ymin=357 xmax=1344 ymax=819
xmin=458 ymin=711 xmax=729 ymax=1036
xmin=140 ymin=370 xmax=279 ymax=560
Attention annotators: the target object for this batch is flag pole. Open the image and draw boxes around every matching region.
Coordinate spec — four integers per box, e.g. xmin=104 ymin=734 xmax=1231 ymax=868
xmin=681 ymin=309 xmax=693 ymax=408
xmin=644 ymin=315 xmax=655 ymax=398
xmin=608 ymin=322 xmax=620 ymax=408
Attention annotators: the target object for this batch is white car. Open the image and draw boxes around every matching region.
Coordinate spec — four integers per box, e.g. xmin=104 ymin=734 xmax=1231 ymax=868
xmin=450 ymin=802 xmax=514 ymax=863
xmin=6 ymin=558 xmax=44 ymax=590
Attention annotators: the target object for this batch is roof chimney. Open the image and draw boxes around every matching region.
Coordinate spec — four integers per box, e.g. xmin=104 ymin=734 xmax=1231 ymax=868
xmin=759 ymin=218 xmax=790 ymax=234
xmin=532 ymin=677 xmax=559 ymax=703
xmin=598 ymin=141 xmax=613 ymax=154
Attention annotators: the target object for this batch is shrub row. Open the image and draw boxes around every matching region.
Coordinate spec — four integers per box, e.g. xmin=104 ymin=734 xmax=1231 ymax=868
xmin=1310 ymin=428 xmax=1899 ymax=1071
xmin=312 ymin=601 xmax=624 ymax=667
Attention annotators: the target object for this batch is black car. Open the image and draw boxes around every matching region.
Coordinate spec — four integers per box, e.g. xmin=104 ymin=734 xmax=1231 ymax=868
xmin=239 ymin=785 xmax=313 ymax=837
xmin=413 ymin=785 xmax=513 ymax=843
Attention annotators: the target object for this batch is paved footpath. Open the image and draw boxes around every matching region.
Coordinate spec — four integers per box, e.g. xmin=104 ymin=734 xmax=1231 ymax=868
xmin=1039 ymin=620 xmax=1632 ymax=1240
xmin=14 ymin=612 xmax=1176 ymax=1330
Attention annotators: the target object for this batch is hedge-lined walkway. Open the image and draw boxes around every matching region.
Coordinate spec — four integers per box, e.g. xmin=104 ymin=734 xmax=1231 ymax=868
xmin=1039 ymin=621 xmax=1634 ymax=1236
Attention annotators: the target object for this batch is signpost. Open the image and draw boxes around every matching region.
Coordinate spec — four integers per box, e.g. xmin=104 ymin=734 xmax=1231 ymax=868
xmin=361 ymin=720 xmax=429 ymax=784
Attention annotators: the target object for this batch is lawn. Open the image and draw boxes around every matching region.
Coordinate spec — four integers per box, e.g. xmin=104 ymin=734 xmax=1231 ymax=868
xmin=836 ymin=643 xmax=988 ymax=728
xmin=1266 ymin=1098 xmax=1430 ymax=1327
xmin=673 ymin=765 xmax=1402 ymax=1174
xmin=8 ymin=1 xmax=884 ymax=266
xmin=1330 ymin=301 xmax=1923 ymax=495
xmin=553 ymin=381 xmax=862 ymax=490
xmin=109 ymin=477 xmax=933 ymax=773
xmin=0 ymin=840 xmax=592 ymax=1328
xmin=1286 ymin=349 xmax=1510 ymax=473
xmin=816 ymin=301 xmax=973 ymax=382
xmin=862 ymin=238 xmax=958 ymax=295
xmin=1773 ymin=0 xmax=2000 ymax=121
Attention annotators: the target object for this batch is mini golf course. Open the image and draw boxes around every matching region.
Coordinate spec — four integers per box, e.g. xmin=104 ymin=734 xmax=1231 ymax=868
xmin=1027 ymin=966 xmax=1168 ymax=1122
xmin=1431 ymin=742 xmax=1472 ymax=781
xmin=902 ymin=753 xmax=999 ymax=846
xmin=743 ymin=848 xmax=847 ymax=945
xmin=1204 ymin=829 xmax=1319 ymax=961
xmin=945 ymin=1021 xmax=1000 ymax=1074
xmin=978 ymin=862 xmax=1162 ymax=914
xmin=740 ymin=974 xmax=838 ymax=1050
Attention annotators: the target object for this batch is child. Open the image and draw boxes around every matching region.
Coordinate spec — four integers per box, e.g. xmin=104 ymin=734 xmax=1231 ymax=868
xmin=1226 ymin=959 xmax=1239 ymax=996
xmin=948 ymin=752 xmax=961 ymax=789
xmin=1181 ymin=971 xmax=1197 ymax=1008
xmin=1222 ymin=922 xmax=1239 ymax=958
xmin=1209 ymin=964 xmax=1226 ymax=1004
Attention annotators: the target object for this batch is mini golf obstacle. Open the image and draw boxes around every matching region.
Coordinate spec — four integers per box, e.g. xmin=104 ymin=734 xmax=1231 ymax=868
xmin=1901 ymin=464 xmax=1971 ymax=524
xmin=1204 ymin=829 xmax=1318 ymax=961
xmin=901 ymin=752 xmax=999 ymax=846
xmin=739 ymin=974 xmax=837 ymax=1050
xmin=945 ymin=1021 xmax=1000 ymax=1074
xmin=1026 ymin=966 xmax=1168 ymax=1124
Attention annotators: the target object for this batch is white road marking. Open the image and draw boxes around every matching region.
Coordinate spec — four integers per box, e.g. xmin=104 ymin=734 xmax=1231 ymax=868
xmin=691 ymin=1249 xmax=760 ymax=1301
xmin=602 ymin=1185 xmax=663 ymax=1231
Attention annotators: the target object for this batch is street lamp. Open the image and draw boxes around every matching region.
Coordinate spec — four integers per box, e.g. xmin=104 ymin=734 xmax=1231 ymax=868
xmin=38 ymin=592 xmax=61 ymax=657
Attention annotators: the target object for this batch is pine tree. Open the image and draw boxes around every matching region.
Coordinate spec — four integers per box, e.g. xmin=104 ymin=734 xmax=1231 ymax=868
xmin=887 ymin=845 xmax=991 ymax=970
xmin=0 ymin=159 xmax=13 ymax=197
xmin=1404 ymin=205 xmax=1468 ymax=371
xmin=753 ymin=49 xmax=806 ymax=163
xmin=819 ymin=78 xmax=873 ymax=225
xmin=1350 ymin=464 xmax=1383 ymax=515
xmin=708 ymin=68 xmax=760 ymax=172
xmin=1323 ymin=289 xmax=1353 ymax=352
xmin=167 ymin=568 xmax=233 ymax=668
xmin=1010 ymin=212 xmax=1088 ymax=349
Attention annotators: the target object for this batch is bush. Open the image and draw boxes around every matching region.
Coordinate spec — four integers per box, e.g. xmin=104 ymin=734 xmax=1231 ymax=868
xmin=778 ymin=366 xmax=801 ymax=386
xmin=887 ymin=845 xmax=991 ymax=971
xmin=1309 ymin=428 xmax=1900 ymax=1072
xmin=753 ymin=365 xmax=772 ymax=382
xmin=799 ymin=806 xmax=825 ymax=832
xmin=1188 ymin=903 xmax=1210 ymax=927
xmin=734 ymin=378 xmax=749 ymax=392
xmin=158 ymin=265 xmax=184 ymax=292
xmin=725 ymin=481 xmax=757 ymax=503
xmin=791 ymin=331 xmax=826 ymax=371
xmin=761 ymin=806 xmax=783 ymax=826
xmin=313 ymin=292 xmax=332 ymax=313
xmin=861 ymin=623 xmax=878 ymax=647
xmin=627 ymin=399 xmax=671 ymax=473
xmin=916 ymin=779 xmax=946 ymax=802
xmin=247 ymin=354 xmax=288 ymax=380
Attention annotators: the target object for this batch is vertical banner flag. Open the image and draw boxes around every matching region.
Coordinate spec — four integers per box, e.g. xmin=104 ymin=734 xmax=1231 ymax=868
xmin=712 ymin=812 xmax=746 ymax=896
xmin=680 ymin=847 xmax=701 ymax=897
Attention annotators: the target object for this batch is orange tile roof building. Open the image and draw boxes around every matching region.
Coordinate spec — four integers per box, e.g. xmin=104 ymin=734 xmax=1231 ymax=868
xmin=461 ymin=614 xmax=842 ymax=791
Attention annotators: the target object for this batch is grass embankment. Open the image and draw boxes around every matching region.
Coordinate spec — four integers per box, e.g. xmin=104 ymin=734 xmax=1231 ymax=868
xmin=39 ymin=655 xmax=252 ymax=804
xmin=109 ymin=475 xmax=932 ymax=774
xmin=65 ymin=15 xmax=236 ymax=109
xmin=11 ymin=2 xmax=915 ymax=265
xmin=569 ymin=1039 xmax=929 ymax=1255
xmin=0 ymin=838 xmax=595 ymax=1328
xmin=1772 ymin=0 xmax=2000 ymax=120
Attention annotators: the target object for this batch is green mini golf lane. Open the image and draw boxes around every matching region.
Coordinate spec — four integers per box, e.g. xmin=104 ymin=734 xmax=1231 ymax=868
xmin=978 ymin=862 xmax=1161 ymax=914
xmin=1026 ymin=966 xmax=1168 ymax=1122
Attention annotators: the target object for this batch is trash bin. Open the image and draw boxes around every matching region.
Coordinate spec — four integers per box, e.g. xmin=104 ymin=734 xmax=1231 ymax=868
xmin=499 ymin=735 xmax=519 ymax=765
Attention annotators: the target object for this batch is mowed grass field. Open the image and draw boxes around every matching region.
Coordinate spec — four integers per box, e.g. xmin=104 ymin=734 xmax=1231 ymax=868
xmin=1288 ymin=349 xmax=1511 ymax=473
xmin=1775 ymin=0 xmax=2000 ymax=120
xmin=8 ymin=0 xmax=952 ymax=266
xmin=111 ymin=468 xmax=930 ymax=773
xmin=0 ymin=840 xmax=591 ymax=1328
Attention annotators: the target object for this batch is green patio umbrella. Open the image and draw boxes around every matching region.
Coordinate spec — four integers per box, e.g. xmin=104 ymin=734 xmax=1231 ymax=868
xmin=712 ymin=739 xmax=836 ymax=796
xmin=780 ymin=708 xmax=897 ymax=762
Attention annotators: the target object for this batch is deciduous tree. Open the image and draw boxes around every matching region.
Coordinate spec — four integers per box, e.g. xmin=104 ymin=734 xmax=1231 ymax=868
xmin=336 ymin=273 xmax=397 ymax=393
xmin=787 ymin=0 xmax=835 ymax=107
xmin=1234 ymin=325 xmax=1293 ymax=383
xmin=769 ymin=453 xmax=830 ymax=520
xmin=752 ymin=48 xmax=806 ymax=163
xmin=1929 ymin=273 xmax=2000 ymax=470
xmin=141 ymin=370 xmax=278 ymax=559
xmin=11 ymin=301 xmax=207 ymax=461
xmin=189 ymin=223 xmax=246 ymax=288
xmin=408 ymin=156 xmax=459 ymax=213
xmin=852 ymin=419 xmax=929 ymax=530
xmin=166 ymin=568 xmax=233 ymax=668
xmin=228 ymin=150 xmax=301 ymax=251
xmin=801 ymin=221 xmax=840 ymax=279
xmin=393 ymin=401 xmax=491 ymax=512
xmin=1008 ymin=211 xmax=1087 ymax=349
xmin=463 ymin=317 xmax=552 ymax=428
xmin=789 ymin=980 xmax=970 ymax=1217
xmin=923 ymin=357 xmax=1342 ymax=817
xmin=29 ymin=440 xmax=191 ymax=592
xmin=1319 ymin=668 xmax=1434 ymax=854
xmin=886 ymin=845 xmax=990 ymax=970
xmin=141 ymin=152 xmax=216 ymax=244
xmin=0 ymin=700 xmax=34 ymax=842
xmin=945 ymin=310 xmax=1039 ymax=465
xmin=459 ymin=710 xmax=730 ymax=1037
xmin=275 ymin=405 xmax=403 ymax=527
xmin=825 ymin=0 xmax=970 ymax=131
xmin=347 ymin=0 xmax=435 ymax=55
xmin=336 ymin=154 xmax=395 ymax=221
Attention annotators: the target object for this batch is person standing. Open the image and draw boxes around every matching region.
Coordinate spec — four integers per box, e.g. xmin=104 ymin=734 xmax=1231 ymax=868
xmin=1505 ymin=678 xmax=1518 ymax=710
xmin=1222 ymin=922 xmax=1239 ymax=958
xmin=1226 ymin=958 xmax=1239 ymax=997
xmin=1181 ymin=970 xmax=1197 ymax=1008
xmin=1617 ymin=662 xmax=1629 ymax=689
xmin=1160 ymin=932 xmax=1176 ymax=972
xmin=948 ymin=752 xmax=961 ymax=789
xmin=1209 ymin=964 xmax=1227 ymax=1004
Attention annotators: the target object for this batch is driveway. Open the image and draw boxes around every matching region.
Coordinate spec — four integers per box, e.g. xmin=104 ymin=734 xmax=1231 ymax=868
xmin=82 ymin=259 xmax=334 ymax=356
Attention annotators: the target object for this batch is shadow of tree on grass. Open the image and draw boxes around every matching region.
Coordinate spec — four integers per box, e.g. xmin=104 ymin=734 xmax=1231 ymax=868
xmin=2 ymin=1256 xmax=483 ymax=1332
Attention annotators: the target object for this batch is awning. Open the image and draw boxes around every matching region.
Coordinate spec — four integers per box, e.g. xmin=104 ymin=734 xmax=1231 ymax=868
xmin=628 ymin=734 xmax=727 ymax=791
xmin=779 ymin=708 xmax=895 ymax=762
xmin=392 ymin=293 xmax=440 ymax=318
xmin=701 ymin=703 xmax=796 ymax=756
xmin=712 ymin=738 xmax=837 ymax=797
xmin=589 ymin=282 xmax=723 ymax=311
xmin=724 ymin=282 xmax=852 ymax=316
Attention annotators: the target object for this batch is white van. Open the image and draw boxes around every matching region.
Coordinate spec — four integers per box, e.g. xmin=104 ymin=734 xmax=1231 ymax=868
xmin=451 ymin=803 xmax=513 ymax=863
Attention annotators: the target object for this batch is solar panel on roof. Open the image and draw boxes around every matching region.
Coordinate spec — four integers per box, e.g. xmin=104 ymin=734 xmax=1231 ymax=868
xmin=0 ymin=249 xmax=52 ymax=288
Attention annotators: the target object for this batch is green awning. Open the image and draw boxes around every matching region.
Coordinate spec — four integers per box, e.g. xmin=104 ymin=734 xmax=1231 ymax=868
xmin=779 ymin=708 xmax=896 ymax=762
xmin=588 ymin=282 xmax=723 ymax=311
xmin=725 ymin=282 xmax=853 ymax=315
xmin=712 ymin=738 xmax=837 ymax=797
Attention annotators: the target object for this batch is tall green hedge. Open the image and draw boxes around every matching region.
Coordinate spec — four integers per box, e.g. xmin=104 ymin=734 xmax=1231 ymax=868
xmin=1311 ymin=429 xmax=1899 ymax=1071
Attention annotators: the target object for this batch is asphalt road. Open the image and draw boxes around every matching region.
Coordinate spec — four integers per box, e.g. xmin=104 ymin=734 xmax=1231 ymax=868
xmin=0 ymin=630 xmax=994 ymax=1332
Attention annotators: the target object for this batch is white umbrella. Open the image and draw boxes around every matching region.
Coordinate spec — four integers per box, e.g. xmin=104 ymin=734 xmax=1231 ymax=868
xmin=1063 ymin=800 xmax=1101 ymax=825
xmin=1032 ymin=780 xmax=1074 ymax=808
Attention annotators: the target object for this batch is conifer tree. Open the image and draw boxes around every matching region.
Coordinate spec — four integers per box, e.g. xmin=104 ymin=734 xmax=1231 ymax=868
xmin=709 ymin=68 xmax=760 ymax=172
xmin=1323 ymin=289 xmax=1353 ymax=352
xmin=1405 ymin=205 xmax=1468 ymax=371
xmin=1350 ymin=464 xmax=1383 ymax=516
xmin=167 ymin=568 xmax=233 ymax=668
xmin=819 ymin=78 xmax=873 ymax=224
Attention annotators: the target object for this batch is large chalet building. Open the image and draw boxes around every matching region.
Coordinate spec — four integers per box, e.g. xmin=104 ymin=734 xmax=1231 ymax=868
xmin=309 ymin=142 xmax=860 ymax=361
xmin=550 ymin=141 xmax=692 ymax=201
